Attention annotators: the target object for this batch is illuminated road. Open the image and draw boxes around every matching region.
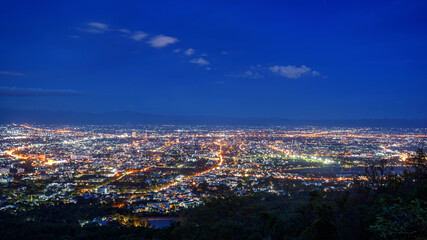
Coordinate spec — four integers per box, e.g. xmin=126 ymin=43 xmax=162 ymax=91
xmin=81 ymin=166 xmax=155 ymax=193
xmin=154 ymin=142 xmax=224 ymax=192
xmin=239 ymin=142 xmax=248 ymax=154
xmin=266 ymin=145 xmax=334 ymax=164
xmin=5 ymin=144 xmax=40 ymax=160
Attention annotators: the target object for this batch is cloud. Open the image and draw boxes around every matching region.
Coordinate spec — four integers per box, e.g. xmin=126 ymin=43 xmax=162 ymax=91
xmin=85 ymin=22 xmax=110 ymax=33
xmin=69 ymin=35 xmax=80 ymax=39
xmin=184 ymin=48 xmax=195 ymax=55
xmin=229 ymin=70 xmax=264 ymax=79
xmin=130 ymin=31 xmax=148 ymax=41
xmin=221 ymin=51 xmax=228 ymax=55
xmin=190 ymin=58 xmax=210 ymax=66
xmin=118 ymin=28 xmax=131 ymax=34
xmin=269 ymin=65 xmax=320 ymax=79
xmin=243 ymin=71 xmax=263 ymax=79
xmin=311 ymin=71 xmax=321 ymax=77
xmin=76 ymin=22 xmax=214 ymax=68
xmin=0 ymin=71 xmax=24 ymax=76
xmin=228 ymin=65 xmax=264 ymax=79
xmin=0 ymin=87 xmax=85 ymax=96
xmin=115 ymin=28 xmax=149 ymax=41
xmin=148 ymin=35 xmax=178 ymax=48
xmin=88 ymin=22 xmax=109 ymax=30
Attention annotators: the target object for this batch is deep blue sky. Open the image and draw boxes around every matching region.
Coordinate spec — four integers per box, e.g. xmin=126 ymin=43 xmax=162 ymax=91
xmin=1 ymin=0 xmax=426 ymax=119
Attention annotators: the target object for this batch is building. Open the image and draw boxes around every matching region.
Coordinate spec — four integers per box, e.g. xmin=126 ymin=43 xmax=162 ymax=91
xmin=0 ymin=168 xmax=10 ymax=175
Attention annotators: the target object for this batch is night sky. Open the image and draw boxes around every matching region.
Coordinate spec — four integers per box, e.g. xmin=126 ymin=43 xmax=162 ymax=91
xmin=1 ymin=0 xmax=426 ymax=119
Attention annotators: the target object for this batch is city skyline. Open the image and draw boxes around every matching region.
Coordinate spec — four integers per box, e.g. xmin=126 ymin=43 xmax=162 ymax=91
xmin=1 ymin=0 xmax=427 ymax=120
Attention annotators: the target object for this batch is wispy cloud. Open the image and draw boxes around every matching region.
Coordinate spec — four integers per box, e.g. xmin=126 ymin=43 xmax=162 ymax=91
xmin=0 ymin=71 xmax=24 ymax=76
xmin=85 ymin=22 xmax=110 ymax=33
xmin=148 ymin=35 xmax=178 ymax=48
xmin=229 ymin=65 xmax=264 ymax=79
xmin=88 ymin=22 xmax=109 ymax=30
xmin=189 ymin=58 xmax=210 ymax=66
xmin=69 ymin=35 xmax=80 ymax=39
xmin=130 ymin=31 xmax=148 ymax=41
xmin=78 ymin=22 xmax=210 ymax=67
xmin=184 ymin=48 xmax=195 ymax=55
xmin=81 ymin=22 xmax=180 ymax=49
xmin=269 ymin=65 xmax=321 ymax=79
xmin=0 ymin=87 xmax=85 ymax=96
xmin=242 ymin=71 xmax=263 ymax=79
xmin=118 ymin=28 xmax=131 ymax=34
xmin=229 ymin=70 xmax=264 ymax=79
xmin=229 ymin=64 xmax=322 ymax=79
xmin=116 ymin=28 xmax=149 ymax=42
xmin=311 ymin=71 xmax=321 ymax=77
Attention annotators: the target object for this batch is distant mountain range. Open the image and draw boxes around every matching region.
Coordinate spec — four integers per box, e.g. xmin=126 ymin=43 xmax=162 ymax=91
xmin=1 ymin=108 xmax=426 ymax=127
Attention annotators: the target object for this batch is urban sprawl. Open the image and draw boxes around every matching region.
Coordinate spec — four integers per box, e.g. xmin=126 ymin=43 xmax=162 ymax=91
xmin=1 ymin=124 xmax=425 ymax=226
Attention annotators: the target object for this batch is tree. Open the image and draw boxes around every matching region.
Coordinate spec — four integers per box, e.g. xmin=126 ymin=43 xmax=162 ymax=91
xmin=370 ymin=199 xmax=426 ymax=240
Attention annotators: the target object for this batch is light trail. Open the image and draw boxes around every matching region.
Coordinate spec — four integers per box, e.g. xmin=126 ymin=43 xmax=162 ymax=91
xmin=266 ymin=145 xmax=334 ymax=164
xmin=5 ymin=146 xmax=31 ymax=160
xmin=239 ymin=142 xmax=248 ymax=154
xmin=154 ymin=142 xmax=224 ymax=192
xmin=81 ymin=166 xmax=155 ymax=193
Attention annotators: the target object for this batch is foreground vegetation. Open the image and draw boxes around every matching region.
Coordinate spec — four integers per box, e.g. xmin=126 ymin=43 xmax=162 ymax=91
xmin=0 ymin=150 xmax=426 ymax=240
